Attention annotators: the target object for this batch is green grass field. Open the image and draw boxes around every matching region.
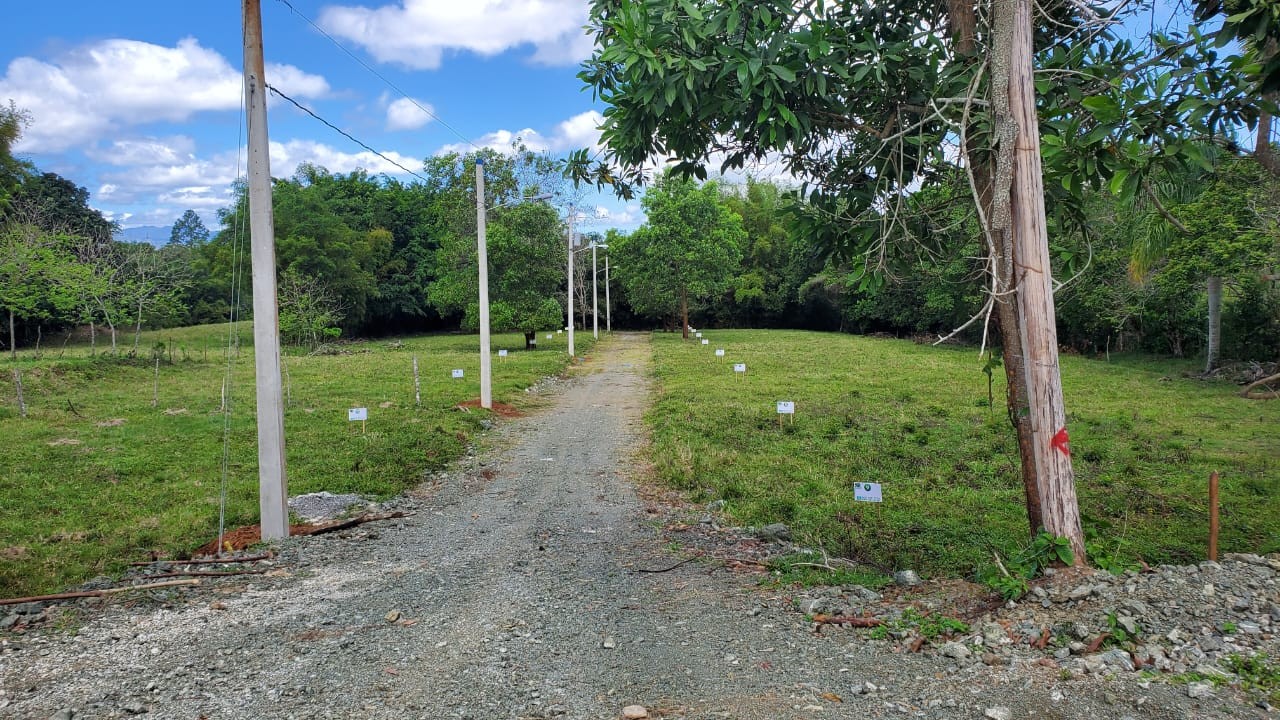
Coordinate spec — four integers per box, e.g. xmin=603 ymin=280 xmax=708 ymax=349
xmin=0 ymin=323 xmax=593 ymax=598
xmin=646 ymin=330 xmax=1278 ymax=579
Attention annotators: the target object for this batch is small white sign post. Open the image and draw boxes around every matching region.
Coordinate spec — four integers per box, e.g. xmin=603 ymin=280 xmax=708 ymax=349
xmin=734 ymin=363 xmax=746 ymax=378
xmin=452 ymin=369 xmax=465 ymax=379
xmin=696 ymin=332 xmax=702 ymax=338
xmin=776 ymin=400 xmax=795 ymax=427
xmin=349 ymin=407 xmax=368 ymax=434
xmin=548 ymin=334 xmax=554 ymax=339
xmin=498 ymin=349 xmax=508 ymax=358
xmin=701 ymin=339 xmax=709 ymax=345
xmin=715 ymin=348 xmax=725 ymax=357
xmin=853 ymin=482 xmax=883 ymax=503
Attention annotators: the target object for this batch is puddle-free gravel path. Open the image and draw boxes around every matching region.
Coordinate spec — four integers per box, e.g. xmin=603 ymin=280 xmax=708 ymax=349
xmin=1 ymin=333 xmax=1254 ymax=719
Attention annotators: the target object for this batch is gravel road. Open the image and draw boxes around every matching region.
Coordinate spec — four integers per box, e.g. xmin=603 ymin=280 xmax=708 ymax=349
xmin=1 ymin=333 xmax=1272 ymax=719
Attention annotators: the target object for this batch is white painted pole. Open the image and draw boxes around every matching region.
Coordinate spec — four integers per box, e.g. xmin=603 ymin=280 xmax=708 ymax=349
xmin=242 ymin=0 xmax=288 ymax=541
xmin=567 ymin=205 xmax=575 ymax=358
xmin=476 ymin=159 xmax=492 ymax=409
xmin=592 ymin=242 xmax=599 ymax=339
xmin=605 ymin=253 xmax=611 ymax=333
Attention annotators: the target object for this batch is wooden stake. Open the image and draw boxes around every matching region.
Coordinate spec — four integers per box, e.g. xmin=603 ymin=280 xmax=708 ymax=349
xmin=12 ymin=368 xmax=26 ymax=419
xmin=412 ymin=354 xmax=421 ymax=407
xmin=0 ymin=579 xmax=200 ymax=606
xmin=1208 ymin=471 xmax=1220 ymax=561
xmin=152 ymin=356 xmax=160 ymax=408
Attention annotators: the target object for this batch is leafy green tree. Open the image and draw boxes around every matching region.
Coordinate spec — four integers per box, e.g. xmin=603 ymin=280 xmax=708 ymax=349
xmin=277 ymin=266 xmax=345 ymax=349
xmin=573 ymin=0 xmax=1261 ymax=558
xmin=1132 ymin=155 xmax=1280 ymax=370
xmin=0 ymin=102 xmax=32 ymax=216
xmin=0 ymin=223 xmax=77 ymax=358
xmin=611 ymin=174 xmax=745 ymax=336
xmin=168 ymin=210 xmax=210 ymax=246
xmin=11 ymin=172 xmax=115 ymax=242
xmin=429 ymin=201 xmax=565 ymax=348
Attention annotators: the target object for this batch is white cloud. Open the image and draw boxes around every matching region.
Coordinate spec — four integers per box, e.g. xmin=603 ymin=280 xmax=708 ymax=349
xmin=0 ymin=38 xmax=328 ymax=152
xmin=318 ymin=0 xmax=592 ymax=70
xmin=385 ymin=97 xmax=435 ymax=131
xmin=437 ymin=110 xmax=603 ymax=156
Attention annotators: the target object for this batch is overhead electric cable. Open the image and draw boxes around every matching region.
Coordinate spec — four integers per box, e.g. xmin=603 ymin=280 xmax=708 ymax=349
xmin=266 ymin=84 xmax=430 ymax=182
xmin=273 ymin=0 xmax=483 ymax=151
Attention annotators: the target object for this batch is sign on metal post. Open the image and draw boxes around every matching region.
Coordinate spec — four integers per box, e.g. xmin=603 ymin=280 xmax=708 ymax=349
xmin=451 ymin=369 xmax=465 ymax=378
xmin=715 ymin=349 xmax=725 ymax=357
xmin=498 ymin=349 xmax=508 ymax=358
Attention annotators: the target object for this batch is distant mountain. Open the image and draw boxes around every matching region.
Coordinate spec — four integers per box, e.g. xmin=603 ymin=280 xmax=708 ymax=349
xmin=114 ymin=226 xmax=171 ymax=246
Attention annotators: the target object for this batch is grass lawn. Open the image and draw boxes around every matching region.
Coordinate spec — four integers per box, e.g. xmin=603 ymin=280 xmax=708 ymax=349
xmin=0 ymin=323 xmax=593 ymax=598
xmin=646 ymin=329 xmax=1278 ymax=580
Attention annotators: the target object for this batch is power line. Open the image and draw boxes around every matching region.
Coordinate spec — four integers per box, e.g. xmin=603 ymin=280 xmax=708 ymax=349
xmin=273 ymin=0 xmax=482 ymax=152
xmin=266 ymin=84 xmax=430 ymax=182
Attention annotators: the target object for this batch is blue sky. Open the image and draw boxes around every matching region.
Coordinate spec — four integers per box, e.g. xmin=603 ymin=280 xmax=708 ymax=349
xmin=1 ymin=0 xmax=645 ymax=234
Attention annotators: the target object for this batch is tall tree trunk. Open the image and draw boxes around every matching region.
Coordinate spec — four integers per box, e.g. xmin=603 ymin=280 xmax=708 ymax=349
xmin=7 ymin=309 xmax=14 ymax=361
xmin=999 ymin=0 xmax=1085 ymax=562
xmin=952 ymin=0 xmax=1043 ymax=533
xmin=1205 ymin=275 xmax=1223 ymax=373
xmin=680 ymin=287 xmax=689 ymax=339
xmin=1258 ymin=107 xmax=1277 ymax=175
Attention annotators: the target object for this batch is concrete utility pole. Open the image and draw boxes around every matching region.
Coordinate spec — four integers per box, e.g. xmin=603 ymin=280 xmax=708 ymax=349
xmin=476 ymin=159 xmax=493 ymax=409
xmin=604 ymin=253 xmax=611 ymax=333
xmin=591 ymin=242 xmax=600 ymax=339
xmin=1005 ymin=0 xmax=1084 ymax=562
xmin=567 ymin=206 xmax=575 ymax=357
xmin=242 ymin=0 xmax=288 ymax=541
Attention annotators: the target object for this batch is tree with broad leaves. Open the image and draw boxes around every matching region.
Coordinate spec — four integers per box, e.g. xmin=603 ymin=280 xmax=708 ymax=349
xmin=609 ymin=173 xmax=745 ymax=337
xmin=572 ymin=0 xmax=1262 ymax=561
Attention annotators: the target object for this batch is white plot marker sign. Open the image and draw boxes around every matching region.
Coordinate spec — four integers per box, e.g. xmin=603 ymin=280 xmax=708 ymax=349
xmin=733 ymin=363 xmax=746 ymax=376
xmin=452 ymin=369 xmax=465 ymax=378
xmin=498 ymin=349 xmax=508 ymax=358
xmin=701 ymin=339 xmax=709 ymax=345
xmin=548 ymin=334 xmax=554 ymax=339
xmin=776 ymin=400 xmax=795 ymax=427
xmin=696 ymin=332 xmax=702 ymax=338
xmin=853 ymin=482 xmax=883 ymax=503
xmin=715 ymin=349 xmax=725 ymax=357
xmin=349 ymin=407 xmax=368 ymax=434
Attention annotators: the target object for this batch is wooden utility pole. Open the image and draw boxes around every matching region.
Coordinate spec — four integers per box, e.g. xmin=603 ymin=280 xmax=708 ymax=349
xmin=1005 ymin=0 xmax=1085 ymax=562
xmin=243 ymin=0 xmax=289 ymax=541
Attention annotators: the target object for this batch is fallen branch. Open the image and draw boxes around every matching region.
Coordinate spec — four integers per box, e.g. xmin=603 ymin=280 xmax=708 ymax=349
xmin=142 ymin=569 xmax=267 ymax=579
xmin=129 ymin=553 xmax=273 ymax=567
xmin=0 ymin=579 xmax=200 ymax=606
xmin=1241 ymin=372 xmax=1280 ymax=399
xmin=813 ymin=614 xmax=884 ymax=627
xmin=635 ymin=554 xmax=703 ymax=573
xmin=294 ymin=511 xmax=409 ymax=537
